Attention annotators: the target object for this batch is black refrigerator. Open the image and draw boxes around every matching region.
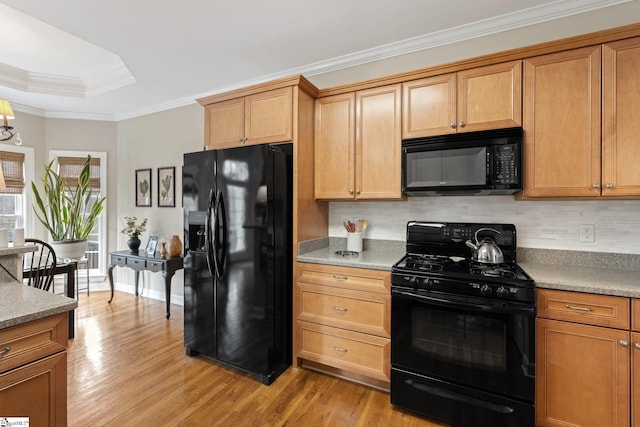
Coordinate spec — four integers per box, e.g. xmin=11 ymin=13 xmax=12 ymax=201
xmin=182 ymin=143 xmax=292 ymax=385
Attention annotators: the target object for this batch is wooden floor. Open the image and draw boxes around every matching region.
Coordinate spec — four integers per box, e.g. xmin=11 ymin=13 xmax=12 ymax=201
xmin=67 ymin=291 xmax=445 ymax=426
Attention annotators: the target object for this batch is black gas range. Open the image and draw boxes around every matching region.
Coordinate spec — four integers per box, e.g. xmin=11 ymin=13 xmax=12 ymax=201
xmin=390 ymin=221 xmax=536 ymax=427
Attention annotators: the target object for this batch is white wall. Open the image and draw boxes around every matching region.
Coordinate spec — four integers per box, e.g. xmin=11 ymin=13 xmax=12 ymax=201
xmin=329 ymin=198 xmax=640 ymax=254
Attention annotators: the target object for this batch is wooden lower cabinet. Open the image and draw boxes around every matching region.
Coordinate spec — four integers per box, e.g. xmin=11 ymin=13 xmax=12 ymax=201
xmin=536 ymin=318 xmax=629 ymax=427
xmin=294 ymin=262 xmax=390 ymax=388
xmin=0 ymin=313 xmax=69 ymax=426
xmin=537 ymin=289 xmax=636 ymax=427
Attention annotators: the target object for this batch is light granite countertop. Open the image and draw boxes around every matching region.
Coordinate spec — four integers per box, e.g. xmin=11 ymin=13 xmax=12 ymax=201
xmin=299 ymin=240 xmax=640 ymax=298
xmin=297 ymin=237 xmax=405 ymax=271
xmin=0 ymin=281 xmax=77 ymax=330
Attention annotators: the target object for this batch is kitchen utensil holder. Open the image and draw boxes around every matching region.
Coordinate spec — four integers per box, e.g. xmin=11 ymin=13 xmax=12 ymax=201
xmin=347 ymin=232 xmax=363 ymax=252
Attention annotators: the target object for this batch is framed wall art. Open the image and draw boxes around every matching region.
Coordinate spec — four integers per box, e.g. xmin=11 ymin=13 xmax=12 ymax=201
xmin=158 ymin=166 xmax=176 ymax=207
xmin=135 ymin=168 xmax=152 ymax=207
xmin=145 ymin=235 xmax=158 ymax=256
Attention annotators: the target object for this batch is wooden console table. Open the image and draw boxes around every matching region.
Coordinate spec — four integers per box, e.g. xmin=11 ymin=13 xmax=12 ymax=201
xmin=107 ymin=251 xmax=184 ymax=319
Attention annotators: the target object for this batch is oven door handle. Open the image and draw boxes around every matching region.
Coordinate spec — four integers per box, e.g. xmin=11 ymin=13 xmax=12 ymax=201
xmin=404 ymin=378 xmax=515 ymax=414
xmin=392 ymin=289 xmax=535 ymax=315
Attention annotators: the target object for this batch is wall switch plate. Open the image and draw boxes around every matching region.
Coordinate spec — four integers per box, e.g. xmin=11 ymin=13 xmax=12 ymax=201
xmin=579 ymin=224 xmax=595 ymax=243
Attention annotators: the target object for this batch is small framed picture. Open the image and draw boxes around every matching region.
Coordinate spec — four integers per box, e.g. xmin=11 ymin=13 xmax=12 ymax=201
xmin=145 ymin=236 xmax=158 ymax=256
xmin=158 ymin=166 xmax=175 ymax=207
xmin=135 ymin=168 xmax=152 ymax=207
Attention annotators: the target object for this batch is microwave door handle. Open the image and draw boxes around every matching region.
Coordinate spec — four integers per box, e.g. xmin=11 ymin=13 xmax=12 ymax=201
xmin=392 ymin=289 xmax=535 ymax=315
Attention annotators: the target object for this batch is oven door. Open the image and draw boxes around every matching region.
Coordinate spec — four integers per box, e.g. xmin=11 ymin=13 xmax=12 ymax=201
xmin=391 ymin=286 xmax=535 ymax=426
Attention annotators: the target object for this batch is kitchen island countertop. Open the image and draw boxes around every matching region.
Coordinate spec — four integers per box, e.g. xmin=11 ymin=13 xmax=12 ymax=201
xmin=0 ymin=281 xmax=77 ymax=330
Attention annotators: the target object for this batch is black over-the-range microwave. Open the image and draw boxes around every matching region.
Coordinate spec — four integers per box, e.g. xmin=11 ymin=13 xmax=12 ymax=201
xmin=402 ymin=127 xmax=523 ymax=196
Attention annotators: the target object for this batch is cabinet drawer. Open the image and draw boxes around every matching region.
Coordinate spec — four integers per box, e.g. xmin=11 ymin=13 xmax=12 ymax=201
xmin=126 ymin=258 xmax=146 ymax=269
xmin=298 ymin=321 xmax=389 ymax=382
xmin=296 ymin=263 xmax=390 ymax=294
xmin=633 ymin=299 xmax=640 ymax=332
xmin=111 ymin=254 xmax=127 ymax=266
xmin=297 ymin=283 xmax=389 ymax=337
xmin=146 ymin=260 xmax=164 ymax=273
xmin=0 ymin=313 xmax=68 ymax=374
xmin=537 ymin=289 xmax=630 ymax=329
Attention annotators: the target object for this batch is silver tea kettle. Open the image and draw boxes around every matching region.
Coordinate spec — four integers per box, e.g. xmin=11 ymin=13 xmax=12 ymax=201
xmin=465 ymin=228 xmax=504 ymax=264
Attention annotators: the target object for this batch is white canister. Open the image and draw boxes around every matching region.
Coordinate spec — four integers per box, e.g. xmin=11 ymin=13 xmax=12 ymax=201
xmin=0 ymin=229 xmax=8 ymax=248
xmin=12 ymin=228 xmax=24 ymax=246
xmin=346 ymin=232 xmax=363 ymax=252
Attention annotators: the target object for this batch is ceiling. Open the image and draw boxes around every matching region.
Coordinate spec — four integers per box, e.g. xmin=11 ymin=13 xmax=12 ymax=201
xmin=0 ymin=0 xmax=632 ymax=121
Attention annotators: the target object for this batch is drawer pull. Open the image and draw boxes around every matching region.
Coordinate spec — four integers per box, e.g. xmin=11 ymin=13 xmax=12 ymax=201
xmin=0 ymin=345 xmax=10 ymax=356
xmin=332 ymin=306 xmax=348 ymax=313
xmin=333 ymin=275 xmax=348 ymax=281
xmin=333 ymin=346 xmax=348 ymax=353
xmin=565 ymin=304 xmax=594 ymax=312
xmin=620 ymin=340 xmax=629 ymax=347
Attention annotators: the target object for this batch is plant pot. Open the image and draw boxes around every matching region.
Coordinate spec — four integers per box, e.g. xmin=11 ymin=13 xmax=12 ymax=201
xmin=51 ymin=240 xmax=88 ymax=261
xmin=127 ymin=237 xmax=141 ymax=253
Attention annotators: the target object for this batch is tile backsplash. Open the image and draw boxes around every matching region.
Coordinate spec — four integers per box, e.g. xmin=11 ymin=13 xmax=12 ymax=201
xmin=329 ymin=197 xmax=640 ymax=254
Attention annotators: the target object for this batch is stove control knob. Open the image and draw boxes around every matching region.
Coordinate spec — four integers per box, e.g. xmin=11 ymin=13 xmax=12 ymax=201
xmin=480 ymin=284 xmax=492 ymax=296
xmin=409 ymin=277 xmax=418 ymax=286
xmin=496 ymin=286 xmax=509 ymax=297
xmin=421 ymin=278 xmax=431 ymax=289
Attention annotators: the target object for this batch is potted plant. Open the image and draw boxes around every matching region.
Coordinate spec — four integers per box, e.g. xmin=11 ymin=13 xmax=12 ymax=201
xmin=31 ymin=156 xmax=106 ymax=260
xmin=121 ymin=216 xmax=147 ymax=253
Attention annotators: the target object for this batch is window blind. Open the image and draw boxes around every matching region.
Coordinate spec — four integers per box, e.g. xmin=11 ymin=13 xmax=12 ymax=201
xmin=0 ymin=151 xmax=25 ymax=194
xmin=57 ymin=156 xmax=101 ymax=189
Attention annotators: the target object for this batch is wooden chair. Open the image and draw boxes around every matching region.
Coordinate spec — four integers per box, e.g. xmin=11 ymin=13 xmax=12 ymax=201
xmin=23 ymin=238 xmax=57 ymax=292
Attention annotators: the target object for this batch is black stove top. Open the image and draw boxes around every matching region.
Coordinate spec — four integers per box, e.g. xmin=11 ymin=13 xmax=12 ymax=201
xmin=392 ymin=221 xmax=535 ymax=303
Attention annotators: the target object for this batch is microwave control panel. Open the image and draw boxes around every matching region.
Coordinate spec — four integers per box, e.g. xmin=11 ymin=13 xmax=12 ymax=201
xmin=493 ymin=144 xmax=518 ymax=184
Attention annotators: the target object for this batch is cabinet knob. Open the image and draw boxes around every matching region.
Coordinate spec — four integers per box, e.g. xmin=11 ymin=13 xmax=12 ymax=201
xmin=449 ymin=122 xmax=456 ymax=129
xmin=620 ymin=340 xmax=629 ymax=347
xmin=635 ymin=343 xmax=640 ymax=350
xmin=0 ymin=345 xmax=10 ymax=355
xmin=356 ymin=189 xmax=361 ymax=195
xmin=349 ymin=189 xmax=354 ymax=195
xmin=606 ymin=183 xmax=613 ymax=189
xmin=592 ymin=183 xmax=600 ymax=189
xmin=458 ymin=121 xmax=466 ymax=128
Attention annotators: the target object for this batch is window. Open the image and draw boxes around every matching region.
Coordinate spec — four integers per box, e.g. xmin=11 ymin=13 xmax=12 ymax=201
xmin=51 ymin=151 xmax=107 ymax=276
xmin=0 ymin=149 xmax=33 ymax=241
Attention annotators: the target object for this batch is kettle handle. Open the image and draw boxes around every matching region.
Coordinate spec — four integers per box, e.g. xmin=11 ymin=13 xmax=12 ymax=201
xmin=474 ymin=227 xmax=501 ymax=243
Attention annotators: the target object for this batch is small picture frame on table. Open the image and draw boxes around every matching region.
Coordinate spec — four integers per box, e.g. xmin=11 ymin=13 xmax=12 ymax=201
xmin=158 ymin=166 xmax=175 ymax=207
xmin=135 ymin=168 xmax=152 ymax=207
xmin=145 ymin=236 xmax=158 ymax=256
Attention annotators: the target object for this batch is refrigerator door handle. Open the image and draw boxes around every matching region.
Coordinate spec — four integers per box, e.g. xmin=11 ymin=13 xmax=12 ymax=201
xmin=204 ymin=188 xmax=215 ymax=277
xmin=216 ymin=190 xmax=228 ymax=278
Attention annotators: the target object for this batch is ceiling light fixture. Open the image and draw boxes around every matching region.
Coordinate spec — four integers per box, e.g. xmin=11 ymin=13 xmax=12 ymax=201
xmin=0 ymin=100 xmax=22 ymax=145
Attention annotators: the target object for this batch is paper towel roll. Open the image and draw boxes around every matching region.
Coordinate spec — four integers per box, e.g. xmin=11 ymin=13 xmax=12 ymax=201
xmin=12 ymin=228 xmax=24 ymax=246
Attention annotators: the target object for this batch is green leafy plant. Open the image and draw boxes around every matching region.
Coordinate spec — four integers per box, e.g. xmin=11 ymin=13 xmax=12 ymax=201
xmin=121 ymin=216 xmax=147 ymax=238
xmin=31 ymin=156 xmax=106 ymax=242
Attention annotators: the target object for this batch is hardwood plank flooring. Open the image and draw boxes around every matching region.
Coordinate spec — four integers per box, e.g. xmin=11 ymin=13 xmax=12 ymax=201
xmin=68 ymin=291 xmax=445 ymax=426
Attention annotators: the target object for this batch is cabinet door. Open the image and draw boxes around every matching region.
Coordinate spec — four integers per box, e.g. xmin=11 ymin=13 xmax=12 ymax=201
xmin=633 ymin=331 xmax=640 ymax=427
xmin=536 ymin=318 xmax=629 ymax=427
xmin=245 ymin=86 xmax=293 ymax=145
xmin=356 ymin=84 xmax=402 ymax=199
xmin=523 ymin=46 xmax=601 ymax=197
xmin=0 ymin=352 xmax=67 ymax=426
xmin=314 ymin=93 xmax=356 ymax=199
xmin=457 ymin=61 xmax=522 ymax=133
xmin=402 ymin=74 xmax=456 ymax=138
xmin=602 ymin=37 xmax=640 ymax=197
xmin=204 ymin=98 xmax=244 ymax=149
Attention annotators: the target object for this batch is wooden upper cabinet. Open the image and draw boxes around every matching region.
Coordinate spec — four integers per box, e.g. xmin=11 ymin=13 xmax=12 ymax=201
xmin=402 ymin=61 xmax=522 ymax=139
xmin=315 ymin=84 xmax=402 ymax=200
xmin=204 ymin=86 xmax=293 ymax=149
xmin=523 ymin=46 xmax=602 ymax=197
xmin=602 ymin=37 xmax=640 ymax=197
xmin=314 ymin=93 xmax=355 ymax=199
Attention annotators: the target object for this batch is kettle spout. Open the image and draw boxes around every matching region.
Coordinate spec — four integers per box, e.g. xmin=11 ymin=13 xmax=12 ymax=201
xmin=465 ymin=240 xmax=478 ymax=251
